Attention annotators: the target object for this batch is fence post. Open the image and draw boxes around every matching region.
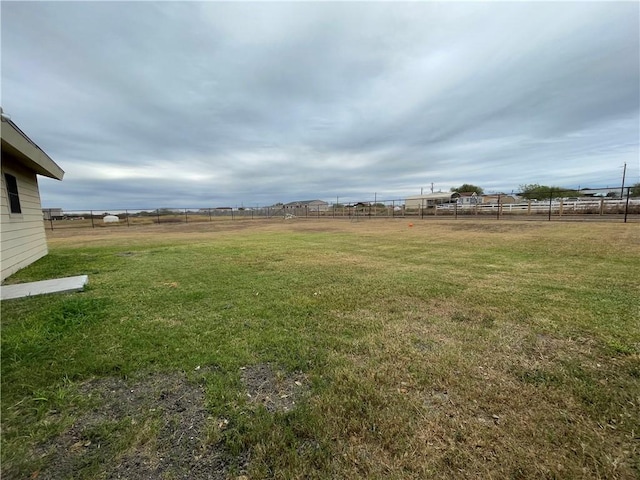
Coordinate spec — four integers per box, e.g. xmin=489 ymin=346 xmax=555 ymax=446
xmin=49 ymin=209 xmax=54 ymax=231
xmin=600 ymin=198 xmax=604 ymax=216
xmin=157 ymin=209 xmax=160 ymax=224
xmin=126 ymin=209 xmax=130 ymax=227
xmin=624 ymin=187 xmax=631 ymax=223
xmin=454 ymin=202 xmax=458 ymax=219
xmin=184 ymin=209 xmax=188 ymax=223
xmin=209 ymin=208 xmax=212 ymax=221
xmin=497 ymin=194 xmax=501 ymax=220
xmin=90 ymin=210 xmax=95 ymax=228
xmin=527 ymin=200 xmax=531 ymax=215
xmin=548 ymin=191 xmax=553 ymax=221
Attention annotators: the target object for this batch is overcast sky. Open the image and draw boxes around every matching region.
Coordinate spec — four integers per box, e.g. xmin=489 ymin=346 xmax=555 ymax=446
xmin=2 ymin=1 xmax=638 ymax=210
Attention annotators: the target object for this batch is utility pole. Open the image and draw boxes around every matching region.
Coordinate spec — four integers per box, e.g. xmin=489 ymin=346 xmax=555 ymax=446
xmin=620 ymin=162 xmax=627 ymax=199
xmin=430 ymin=183 xmax=434 ymax=193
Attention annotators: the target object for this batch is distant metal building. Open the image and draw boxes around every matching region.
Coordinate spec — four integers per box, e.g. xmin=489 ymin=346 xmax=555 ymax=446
xmin=42 ymin=208 xmax=64 ymax=220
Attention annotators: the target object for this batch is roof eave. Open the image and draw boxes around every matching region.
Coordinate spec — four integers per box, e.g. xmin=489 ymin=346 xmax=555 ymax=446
xmin=1 ymin=119 xmax=64 ymax=180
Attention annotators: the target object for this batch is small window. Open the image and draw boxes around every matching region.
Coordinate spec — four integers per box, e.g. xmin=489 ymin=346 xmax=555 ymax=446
xmin=5 ymin=173 xmax=21 ymax=214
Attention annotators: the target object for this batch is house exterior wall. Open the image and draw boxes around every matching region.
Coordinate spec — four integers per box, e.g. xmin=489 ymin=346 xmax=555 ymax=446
xmin=481 ymin=195 xmax=518 ymax=204
xmin=1 ymin=154 xmax=48 ymax=281
xmin=284 ymin=200 xmax=329 ymax=212
xmin=457 ymin=193 xmax=479 ymax=205
xmin=405 ymin=194 xmax=453 ymax=209
xmin=405 ymin=198 xmax=422 ymax=209
xmin=308 ymin=201 xmax=329 ymax=212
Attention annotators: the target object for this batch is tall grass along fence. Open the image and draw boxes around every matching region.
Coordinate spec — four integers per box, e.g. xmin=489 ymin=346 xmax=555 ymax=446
xmin=43 ymin=187 xmax=639 ymax=230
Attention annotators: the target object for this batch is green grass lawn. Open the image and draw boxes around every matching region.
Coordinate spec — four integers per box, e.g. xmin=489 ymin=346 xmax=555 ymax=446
xmin=2 ymin=219 xmax=639 ymax=479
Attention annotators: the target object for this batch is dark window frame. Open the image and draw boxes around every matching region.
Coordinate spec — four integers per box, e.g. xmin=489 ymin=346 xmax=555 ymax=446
xmin=5 ymin=173 xmax=22 ymax=214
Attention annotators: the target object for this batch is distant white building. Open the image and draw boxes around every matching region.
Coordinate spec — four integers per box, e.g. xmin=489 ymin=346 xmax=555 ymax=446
xmin=456 ymin=192 xmax=479 ymax=205
xmin=405 ymin=193 xmax=455 ymax=209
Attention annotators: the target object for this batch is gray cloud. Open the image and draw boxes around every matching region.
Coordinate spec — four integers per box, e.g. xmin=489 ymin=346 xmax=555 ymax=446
xmin=2 ymin=2 xmax=638 ymax=210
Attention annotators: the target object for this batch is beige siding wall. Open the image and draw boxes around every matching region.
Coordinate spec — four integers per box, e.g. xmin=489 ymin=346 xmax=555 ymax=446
xmin=1 ymin=155 xmax=48 ymax=281
xmin=405 ymin=198 xmax=422 ymax=209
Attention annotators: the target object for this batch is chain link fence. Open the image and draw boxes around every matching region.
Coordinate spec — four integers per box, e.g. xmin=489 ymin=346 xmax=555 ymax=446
xmin=42 ymin=187 xmax=639 ymax=230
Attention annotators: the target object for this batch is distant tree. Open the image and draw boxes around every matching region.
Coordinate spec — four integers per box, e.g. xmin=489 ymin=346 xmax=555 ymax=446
xmin=450 ymin=184 xmax=484 ymax=194
xmin=519 ymin=184 xmax=581 ymax=200
xmin=630 ymin=183 xmax=640 ymax=197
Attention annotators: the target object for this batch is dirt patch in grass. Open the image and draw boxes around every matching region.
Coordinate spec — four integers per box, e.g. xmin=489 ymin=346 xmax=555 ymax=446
xmin=241 ymin=363 xmax=310 ymax=413
xmin=33 ymin=372 xmax=245 ymax=480
xmin=24 ymin=366 xmax=311 ymax=479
